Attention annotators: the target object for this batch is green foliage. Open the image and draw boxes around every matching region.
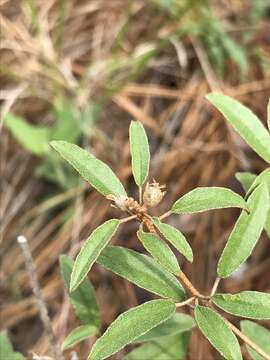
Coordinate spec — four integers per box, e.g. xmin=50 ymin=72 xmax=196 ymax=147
xmin=51 ymin=141 xmax=126 ymax=197
xmin=88 ymin=299 xmax=176 ymax=360
xmin=62 ymin=325 xmax=98 ymax=350
xmin=4 ymin=113 xmax=50 ymax=155
xmin=70 ymin=219 xmax=120 ymax=291
xmin=54 ymin=97 xmax=270 ymax=359
xmin=97 ymin=246 xmax=185 ymax=301
xmin=4 ymin=100 xmax=100 ymax=189
xmin=195 ymin=306 xmax=242 ymax=360
xmin=129 ymin=121 xmax=150 ymax=186
xmin=137 ymin=230 xmax=180 ymax=275
xmin=240 ymin=321 xmax=270 ymax=360
xmin=267 ymin=99 xmax=270 ymax=131
xmin=207 ymin=93 xmax=270 ymax=163
xmin=135 ymin=313 xmax=194 ymax=342
xmin=218 ymin=183 xmax=269 ymax=277
xmin=212 ymin=291 xmax=270 ymax=320
xmin=152 ymin=218 xmax=193 ymax=262
xmin=0 ymin=331 xmax=25 ymax=360
xmin=124 ymin=332 xmax=190 ymax=360
xmin=171 ymin=187 xmax=247 ymax=214
xmin=60 ymin=255 xmax=100 ymax=327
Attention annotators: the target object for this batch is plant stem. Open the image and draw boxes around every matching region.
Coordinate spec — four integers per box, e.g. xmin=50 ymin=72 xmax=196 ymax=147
xmin=176 ymin=297 xmax=195 ymax=308
xmin=159 ymin=210 xmax=172 ymax=220
xmin=178 ymin=270 xmax=207 ymax=299
xmin=225 ymin=319 xmax=270 ymax=360
xmin=120 ymin=214 xmax=137 ymax=223
xmin=210 ymin=277 xmax=221 ymax=297
xmin=17 ymin=236 xmax=64 ymax=360
xmin=139 ymin=186 xmax=143 ymax=204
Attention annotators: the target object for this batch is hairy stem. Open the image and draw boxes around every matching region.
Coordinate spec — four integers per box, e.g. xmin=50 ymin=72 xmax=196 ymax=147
xmin=210 ymin=277 xmax=221 ymax=297
xmin=225 ymin=318 xmax=270 ymax=360
xmin=178 ymin=271 xmax=207 ymax=299
xmin=159 ymin=210 xmax=172 ymax=220
xmin=176 ymin=297 xmax=195 ymax=308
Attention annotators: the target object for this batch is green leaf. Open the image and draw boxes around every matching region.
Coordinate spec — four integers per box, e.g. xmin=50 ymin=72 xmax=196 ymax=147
xmin=195 ymin=306 xmax=242 ymax=360
xmin=129 ymin=120 xmax=150 ymax=186
xmin=0 ymin=331 xmax=26 ymax=360
xmin=265 ymin=209 xmax=270 ymax=238
xmin=135 ymin=313 xmax=194 ymax=342
xmin=247 ymin=168 xmax=270 ymax=196
xmin=88 ymin=299 xmax=176 ymax=360
xmin=4 ymin=113 xmax=50 ymax=156
xmin=124 ymin=332 xmax=191 ymax=360
xmin=218 ymin=183 xmax=269 ymax=277
xmin=60 ymin=255 xmax=100 ymax=327
xmin=240 ymin=321 xmax=270 ymax=360
xmin=171 ymin=187 xmax=247 ymax=214
xmin=70 ymin=219 xmax=120 ymax=291
xmin=152 ymin=218 xmax=193 ymax=262
xmin=235 ymin=172 xmax=257 ymax=192
xmin=206 ymin=93 xmax=270 ymax=163
xmin=212 ymin=291 xmax=270 ymax=320
xmin=50 ymin=141 xmax=126 ymax=197
xmin=62 ymin=325 xmax=98 ymax=350
xmin=267 ymin=98 xmax=270 ymax=132
xmin=97 ymin=246 xmax=185 ymax=301
xmin=137 ymin=230 xmax=180 ymax=275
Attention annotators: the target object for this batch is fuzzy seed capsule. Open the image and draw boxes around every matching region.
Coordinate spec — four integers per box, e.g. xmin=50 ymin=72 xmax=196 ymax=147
xmin=143 ymin=180 xmax=166 ymax=207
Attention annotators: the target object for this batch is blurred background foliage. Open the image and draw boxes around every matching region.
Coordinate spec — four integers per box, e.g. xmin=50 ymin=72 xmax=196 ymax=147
xmin=1 ymin=0 xmax=270 ymax=359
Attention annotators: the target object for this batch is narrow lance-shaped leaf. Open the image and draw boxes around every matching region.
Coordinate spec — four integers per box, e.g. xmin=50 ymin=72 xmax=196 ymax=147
xmin=212 ymin=291 xmax=270 ymax=320
xmin=62 ymin=325 xmax=98 ymax=351
xmin=5 ymin=113 xmax=50 ymax=156
xmin=246 ymin=168 xmax=270 ymax=196
xmin=137 ymin=230 xmax=180 ymax=275
xmin=218 ymin=183 xmax=269 ymax=278
xmin=88 ymin=299 xmax=176 ymax=360
xmin=195 ymin=306 xmax=242 ymax=360
xmin=240 ymin=321 xmax=270 ymax=360
xmin=97 ymin=246 xmax=185 ymax=301
xmin=206 ymin=93 xmax=270 ymax=163
xmin=135 ymin=313 xmax=194 ymax=342
xmin=265 ymin=209 xmax=270 ymax=238
xmin=50 ymin=141 xmax=126 ymax=197
xmin=129 ymin=120 xmax=150 ymax=186
xmin=152 ymin=218 xmax=193 ymax=262
xmin=60 ymin=255 xmax=100 ymax=327
xmin=235 ymin=172 xmax=256 ymax=193
xmin=70 ymin=219 xmax=120 ymax=291
xmin=124 ymin=332 xmax=190 ymax=360
xmin=171 ymin=187 xmax=247 ymax=214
